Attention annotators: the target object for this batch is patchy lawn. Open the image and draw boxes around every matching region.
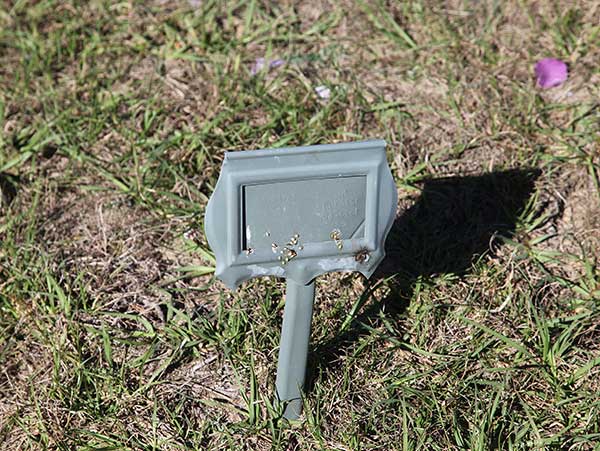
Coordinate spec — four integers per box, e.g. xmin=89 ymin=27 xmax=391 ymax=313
xmin=1 ymin=1 xmax=599 ymax=449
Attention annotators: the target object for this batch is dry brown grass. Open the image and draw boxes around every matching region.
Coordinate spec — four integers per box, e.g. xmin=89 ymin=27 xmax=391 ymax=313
xmin=1 ymin=0 xmax=599 ymax=449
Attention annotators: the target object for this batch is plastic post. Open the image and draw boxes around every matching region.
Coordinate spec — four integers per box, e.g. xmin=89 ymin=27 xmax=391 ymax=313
xmin=275 ymin=279 xmax=316 ymax=420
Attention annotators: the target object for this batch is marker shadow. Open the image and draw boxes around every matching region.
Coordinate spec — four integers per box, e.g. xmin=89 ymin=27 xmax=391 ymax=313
xmin=307 ymin=168 xmax=541 ymax=385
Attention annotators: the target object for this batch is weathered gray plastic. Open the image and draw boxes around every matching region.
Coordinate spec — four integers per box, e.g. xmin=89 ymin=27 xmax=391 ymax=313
xmin=204 ymin=140 xmax=397 ymax=289
xmin=275 ymin=279 xmax=315 ymax=419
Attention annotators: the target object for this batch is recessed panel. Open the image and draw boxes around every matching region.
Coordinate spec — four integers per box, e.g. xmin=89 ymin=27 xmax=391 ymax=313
xmin=243 ymin=176 xmax=366 ymax=252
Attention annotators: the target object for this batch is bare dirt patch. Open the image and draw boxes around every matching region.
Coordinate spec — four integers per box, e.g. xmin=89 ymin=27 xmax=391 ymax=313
xmin=37 ymin=186 xmax=213 ymax=320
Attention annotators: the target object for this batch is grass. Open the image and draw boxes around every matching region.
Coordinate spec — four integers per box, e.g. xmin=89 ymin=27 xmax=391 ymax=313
xmin=1 ymin=0 xmax=599 ymax=449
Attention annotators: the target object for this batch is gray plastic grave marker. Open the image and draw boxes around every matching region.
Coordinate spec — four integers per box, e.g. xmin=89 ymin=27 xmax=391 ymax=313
xmin=205 ymin=140 xmax=397 ymax=420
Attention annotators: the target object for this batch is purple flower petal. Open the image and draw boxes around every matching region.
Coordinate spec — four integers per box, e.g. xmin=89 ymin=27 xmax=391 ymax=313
xmin=250 ymin=58 xmax=266 ymax=76
xmin=250 ymin=58 xmax=285 ymax=76
xmin=269 ymin=59 xmax=285 ymax=69
xmin=535 ymin=58 xmax=568 ymax=89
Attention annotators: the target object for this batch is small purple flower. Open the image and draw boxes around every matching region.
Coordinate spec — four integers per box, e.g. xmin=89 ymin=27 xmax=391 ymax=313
xmin=250 ymin=58 xmax=285 ymax=76
xmin=535 ymin=58 xmax=568 ymax=89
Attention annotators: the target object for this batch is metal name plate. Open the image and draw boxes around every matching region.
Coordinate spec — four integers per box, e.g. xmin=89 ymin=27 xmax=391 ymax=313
xmin=205 ymin=140 xmax=397 ymax=289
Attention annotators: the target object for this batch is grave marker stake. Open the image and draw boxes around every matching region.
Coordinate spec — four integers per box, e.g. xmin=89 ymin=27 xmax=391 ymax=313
xmin=275 ymin=279 xmax=315 ymax=419
xmin=205 ymin=140 xmax=397 ymax=421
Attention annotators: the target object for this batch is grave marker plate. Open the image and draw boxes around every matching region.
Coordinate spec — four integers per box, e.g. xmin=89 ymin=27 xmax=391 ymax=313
xmin=205 ymin=140 xmax=397 ymax=289
xmin=205 ymin=140 xmax=397 ymax=420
